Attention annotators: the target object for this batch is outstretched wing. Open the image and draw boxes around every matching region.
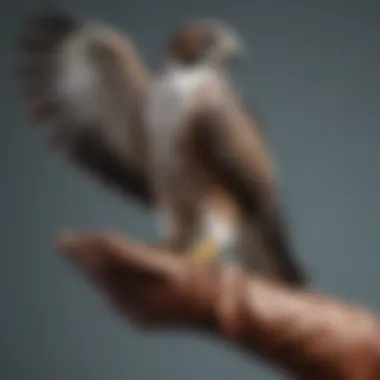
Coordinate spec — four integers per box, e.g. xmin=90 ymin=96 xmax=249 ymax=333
xmin=191 ymin=94 xmax=308 ymax=287
xmin=14 ymin=9 xmax=154 ymax=206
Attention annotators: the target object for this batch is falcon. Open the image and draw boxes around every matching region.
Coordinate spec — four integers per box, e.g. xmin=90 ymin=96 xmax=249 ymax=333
xmin=14 ymin=10 xmax=308 ymax=286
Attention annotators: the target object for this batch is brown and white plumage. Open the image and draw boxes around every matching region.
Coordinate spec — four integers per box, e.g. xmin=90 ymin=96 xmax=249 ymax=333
xmin=144 ymin=20 xmax=307 ymax=286
xmin=14 ymin=11 xmax=308 ymax=286
xmin=15 ymin=9 xmax=153 ymax=205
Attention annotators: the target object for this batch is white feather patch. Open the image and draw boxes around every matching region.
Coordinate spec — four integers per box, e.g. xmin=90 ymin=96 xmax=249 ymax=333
xmin=146 ymin=65 xmax=214 ymax=146
xmin=146 ymin=65 xmax=215 ymax=188
xmin=202 ymin=203 xmax=239 ymax=251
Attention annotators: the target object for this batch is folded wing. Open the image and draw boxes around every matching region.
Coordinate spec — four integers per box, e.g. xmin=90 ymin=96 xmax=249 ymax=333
xmin=191 ymin=98 xmax=308 ymax=286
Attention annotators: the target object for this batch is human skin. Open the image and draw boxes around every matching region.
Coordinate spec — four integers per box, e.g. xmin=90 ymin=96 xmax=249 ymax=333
xmin=58 ymin=231 xmax=380 ymax=380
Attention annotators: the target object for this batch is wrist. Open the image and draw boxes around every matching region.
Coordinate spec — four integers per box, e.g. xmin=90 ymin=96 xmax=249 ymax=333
xmin=180 ymin=261 xmax=221 ymax=331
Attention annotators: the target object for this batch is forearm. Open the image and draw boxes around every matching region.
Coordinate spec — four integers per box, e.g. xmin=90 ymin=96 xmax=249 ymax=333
xmin=208 ymin=267 xmax=380 ymax=379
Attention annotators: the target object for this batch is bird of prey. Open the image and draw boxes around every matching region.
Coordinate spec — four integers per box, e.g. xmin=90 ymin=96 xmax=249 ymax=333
xmin=14 ymin=10 xmax=308 ymax=286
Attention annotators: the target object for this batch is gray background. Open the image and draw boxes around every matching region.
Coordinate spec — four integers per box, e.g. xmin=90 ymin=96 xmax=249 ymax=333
xmin=1 ymin=0 xmax=380 ymax=379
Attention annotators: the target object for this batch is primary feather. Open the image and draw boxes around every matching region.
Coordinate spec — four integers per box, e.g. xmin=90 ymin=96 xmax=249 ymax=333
xmin=15 ymin=10 xmax=153 ymax=204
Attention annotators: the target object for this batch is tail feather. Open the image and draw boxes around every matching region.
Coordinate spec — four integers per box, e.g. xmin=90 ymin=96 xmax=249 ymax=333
xmin=240 ymin=215 xmax=308 ymax=288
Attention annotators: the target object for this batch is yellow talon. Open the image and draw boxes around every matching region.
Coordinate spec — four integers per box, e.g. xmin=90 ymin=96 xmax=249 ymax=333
xmin=189 ymin=237 xmax=218 ymax=263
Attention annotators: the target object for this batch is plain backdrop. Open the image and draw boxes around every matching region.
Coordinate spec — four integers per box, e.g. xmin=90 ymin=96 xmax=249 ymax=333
xmin=1 ymin=0 xmax=380 ymax=379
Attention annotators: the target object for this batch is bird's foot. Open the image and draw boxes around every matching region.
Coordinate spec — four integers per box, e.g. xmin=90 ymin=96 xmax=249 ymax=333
xmin=151 ymin=242 xmax=170 ymax=250
xmin=188 ymin=237 xmax=218 ymax=264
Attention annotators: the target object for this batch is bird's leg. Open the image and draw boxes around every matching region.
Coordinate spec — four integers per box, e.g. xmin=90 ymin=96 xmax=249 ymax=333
xmin=187 ymin=208 xmax=237 ymax=263
xmin=152 ymin=236 xmax=219 ymax=263
xmin=153 ymin=204 xmax=220 ymax=261
xmin=187 ymin=236 xmax=219 ymax=263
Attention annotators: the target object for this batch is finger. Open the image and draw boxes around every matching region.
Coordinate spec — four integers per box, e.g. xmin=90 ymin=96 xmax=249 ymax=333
xmin=57 ymin=229 xmax=108 ymax=278
xmin=57 ymin=230 xmax=184 ymax=279
xmin=93 ymin=233 xmax=183 ymax=277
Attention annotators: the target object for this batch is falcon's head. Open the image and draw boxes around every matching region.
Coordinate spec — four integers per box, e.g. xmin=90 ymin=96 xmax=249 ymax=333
xmin=168 ymin=19 xmax=243 ymax=66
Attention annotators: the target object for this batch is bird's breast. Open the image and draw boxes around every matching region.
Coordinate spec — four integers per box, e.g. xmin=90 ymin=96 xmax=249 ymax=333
xmin=146 ymin=68 xmax=206 ymax=134
xmin=145 ymin=68 xmax=209 ymax=175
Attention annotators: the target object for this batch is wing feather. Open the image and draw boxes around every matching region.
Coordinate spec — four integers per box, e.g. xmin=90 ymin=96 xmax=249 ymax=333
xmin=191 ymin=99 xmax=308 ymax=286
xmin=14 ymin=9 xmax=153 ymax=206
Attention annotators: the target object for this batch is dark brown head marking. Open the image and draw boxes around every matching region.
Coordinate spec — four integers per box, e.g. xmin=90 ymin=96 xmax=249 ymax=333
xmin=169 ymin=25 xmax=213 ymax=64
xmin=168 ymin=20 xmax=242 ymax=65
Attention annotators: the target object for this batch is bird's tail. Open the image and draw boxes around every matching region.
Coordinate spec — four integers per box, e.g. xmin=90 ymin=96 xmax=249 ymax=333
xmin=239 ymin=216 xmax=308 ymax=288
